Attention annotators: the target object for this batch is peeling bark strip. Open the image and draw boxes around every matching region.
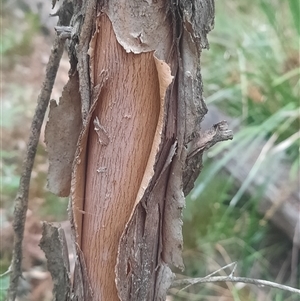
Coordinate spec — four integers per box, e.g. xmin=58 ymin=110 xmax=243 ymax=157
xmin=45 ymin=73 xmax=82 ymax=197
xmin=44 ymin=0 xmax=232 ymax=300
xmin=40 ymin=223 xmax=71 ymax=301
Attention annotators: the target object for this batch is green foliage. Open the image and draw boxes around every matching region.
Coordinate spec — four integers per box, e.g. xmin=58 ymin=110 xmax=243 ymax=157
xmin=200 ymin=0 xmax=299 ymax=203
xmin=203 ymin=0 xmax=299 ymax=159
xmin=176 ymin=0 xmax=300 ymax=299
xmin=288 ymin=0 xmax=300 ymax=35
xmin=177 ymin=162 xmax=299 ymax=300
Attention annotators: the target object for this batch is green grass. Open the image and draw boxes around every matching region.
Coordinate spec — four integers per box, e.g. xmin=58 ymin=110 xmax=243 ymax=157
xmin=176 ymin=161 xmax=299 ymax=300
xmin=202 ymin=0 xmax=299 ymax=159
xmin=199 ymin=0 xmax=299 ymax=206
xmin=175 ymin=0 xmax=300 ymax=300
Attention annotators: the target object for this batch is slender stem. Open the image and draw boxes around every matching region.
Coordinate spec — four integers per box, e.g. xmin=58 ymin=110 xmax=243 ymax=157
xmin=7 ymin=35 xmax=66 ymax=301
xmin=171 ymin=275 xmax=300 ymax=295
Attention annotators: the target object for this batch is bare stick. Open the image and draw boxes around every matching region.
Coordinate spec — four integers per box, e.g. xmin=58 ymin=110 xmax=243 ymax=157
xmin=171 ymin=275 xmax=300 ymax=295
xmin=178 ymin=262 xmax=238 ymax=293
xmin=7 ymin=29 xmax=67 ymax=301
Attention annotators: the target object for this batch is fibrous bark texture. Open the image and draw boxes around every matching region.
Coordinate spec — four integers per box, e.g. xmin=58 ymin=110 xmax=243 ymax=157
xmin=44 ymin=0 xmax=232 ymax=300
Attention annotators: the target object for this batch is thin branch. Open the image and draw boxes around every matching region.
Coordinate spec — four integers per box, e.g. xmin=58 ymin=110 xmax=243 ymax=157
xmin=178 ymin=262 xmax=238 ymax=293
xmin=0 ymin=269 xmax=11 ymax=278
xmin=171 ymin=275 xmax=300 ymax=295
xmin=205 ymin=262 xmax=237 ymax=279
xmin=7 ymin=23 xmax=69 ymax=301
xmin=229 ymin=261 xmax=237 ymax=277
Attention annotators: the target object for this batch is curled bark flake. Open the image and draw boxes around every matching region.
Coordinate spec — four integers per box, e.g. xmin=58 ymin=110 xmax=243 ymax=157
xmin=105 ymin=0 xmax=172 ymax=55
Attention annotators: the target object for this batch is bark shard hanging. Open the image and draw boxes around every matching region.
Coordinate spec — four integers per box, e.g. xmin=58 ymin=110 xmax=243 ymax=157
xmin=45 ymin=73 xmax=82 ymax=197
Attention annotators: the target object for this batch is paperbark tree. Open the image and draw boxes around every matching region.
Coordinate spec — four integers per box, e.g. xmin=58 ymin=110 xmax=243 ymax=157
xmin=9 ymin=0 xmax=232 ymax=300
xmin=44 ymin=0 xmax=233 ymax=300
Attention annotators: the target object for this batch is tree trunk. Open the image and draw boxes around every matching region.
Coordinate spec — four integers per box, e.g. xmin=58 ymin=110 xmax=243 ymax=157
xmin=81 ymin=13 xmax=164 ymax=299
xmin=45 ymin=0 xmax=232 ymax=300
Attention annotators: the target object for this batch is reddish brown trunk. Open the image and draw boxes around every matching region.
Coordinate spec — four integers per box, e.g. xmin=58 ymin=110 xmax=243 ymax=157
xmin=81 ymin=14 xmax=161 ymax=300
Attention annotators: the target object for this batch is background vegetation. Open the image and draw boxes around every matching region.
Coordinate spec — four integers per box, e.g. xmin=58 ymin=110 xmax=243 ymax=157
xmin=172 ymin=1 xmax=299 ymax=300
xmin=1 ymin=0 xmax=299 ymax=300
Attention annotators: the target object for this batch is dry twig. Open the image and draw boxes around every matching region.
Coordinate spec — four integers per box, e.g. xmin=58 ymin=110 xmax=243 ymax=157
xmin=7 ymin=2 xmax=72 ymax=299
xmin=171 ymin=262 xmax=300 ymax=296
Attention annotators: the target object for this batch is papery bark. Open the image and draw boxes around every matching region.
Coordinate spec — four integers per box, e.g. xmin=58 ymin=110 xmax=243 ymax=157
xmin=44 ymin=1 xmax=232 ymax=301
